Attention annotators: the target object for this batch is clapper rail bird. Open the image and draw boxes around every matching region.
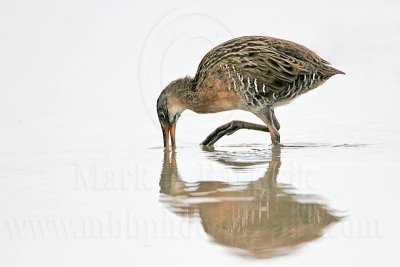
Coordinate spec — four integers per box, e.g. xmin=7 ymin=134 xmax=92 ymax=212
xmin=157 ymin=36 xmax=344 ymax=148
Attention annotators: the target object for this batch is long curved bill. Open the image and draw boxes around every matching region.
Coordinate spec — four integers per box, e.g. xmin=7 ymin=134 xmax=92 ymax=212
xmin=162 ymin=123 xmax=176 ymax=149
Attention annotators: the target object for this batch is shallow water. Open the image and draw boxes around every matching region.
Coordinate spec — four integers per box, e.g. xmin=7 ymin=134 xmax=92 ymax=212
xmin=1 ymin=131 xmax=399 ymax=266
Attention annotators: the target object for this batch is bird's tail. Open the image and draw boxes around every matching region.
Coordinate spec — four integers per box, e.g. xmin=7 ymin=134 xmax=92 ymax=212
xmin=329 ymin=66 xmax=345 ymax=75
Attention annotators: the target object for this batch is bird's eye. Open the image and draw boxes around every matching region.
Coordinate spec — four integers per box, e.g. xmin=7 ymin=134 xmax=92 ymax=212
xmin=158 ymin=112 xmax=166 ymax=119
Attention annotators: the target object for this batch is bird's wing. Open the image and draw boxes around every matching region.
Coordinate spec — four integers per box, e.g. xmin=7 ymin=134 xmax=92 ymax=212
xmin=263 ymin=37 xmax=332 ymax=66
xmin=262 ymin=37 xmax=344 ymax=76
xmin=195 ymin=44 xmax=312 ymax=94
xmin=230 ymin=47 xmax=314 ymax=93
xmin=194 ymin=36 xmax=341 ymax=96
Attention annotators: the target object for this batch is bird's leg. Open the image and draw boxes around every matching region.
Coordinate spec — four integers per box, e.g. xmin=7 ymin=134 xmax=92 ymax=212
xmin=258 ymin=107 xmax=280 ymax=145
xmin=271 ymin=109 xmax=280 ymax=130
xmin=201 ymin=109 xmax=282 ymax=146
xmin=201 ymin=120 xmax=269 ymax=146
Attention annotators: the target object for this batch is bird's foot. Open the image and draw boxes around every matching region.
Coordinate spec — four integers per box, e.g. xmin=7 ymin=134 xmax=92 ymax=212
xmin=270 ymin=132 xmax=281 ymax=146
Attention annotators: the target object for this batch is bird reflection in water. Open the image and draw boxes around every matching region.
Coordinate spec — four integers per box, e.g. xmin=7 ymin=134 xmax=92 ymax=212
xmin=159 ymin=146 xmax=340 ymax=258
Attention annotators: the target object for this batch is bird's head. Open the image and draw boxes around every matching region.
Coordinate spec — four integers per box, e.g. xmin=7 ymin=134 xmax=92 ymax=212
xmin=156 ymin=77 xmax=193 ymax=149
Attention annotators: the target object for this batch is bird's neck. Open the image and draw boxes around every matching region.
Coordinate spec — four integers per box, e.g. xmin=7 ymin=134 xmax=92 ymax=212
xmin=167 ymin=76 xmax=197 ymax=111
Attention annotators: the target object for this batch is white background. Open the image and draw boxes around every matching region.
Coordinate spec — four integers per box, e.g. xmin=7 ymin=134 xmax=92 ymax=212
xmin=1 ymin=0 xmax=399 ymax=266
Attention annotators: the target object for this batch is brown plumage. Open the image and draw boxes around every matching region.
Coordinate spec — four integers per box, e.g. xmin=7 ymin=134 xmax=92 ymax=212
xmin=157 ymin=36 xmax=344 ymax=147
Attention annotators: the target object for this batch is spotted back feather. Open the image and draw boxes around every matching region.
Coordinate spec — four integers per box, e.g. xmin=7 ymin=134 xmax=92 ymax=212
xmin=193 ymin=36 xmax=344 ymax=107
